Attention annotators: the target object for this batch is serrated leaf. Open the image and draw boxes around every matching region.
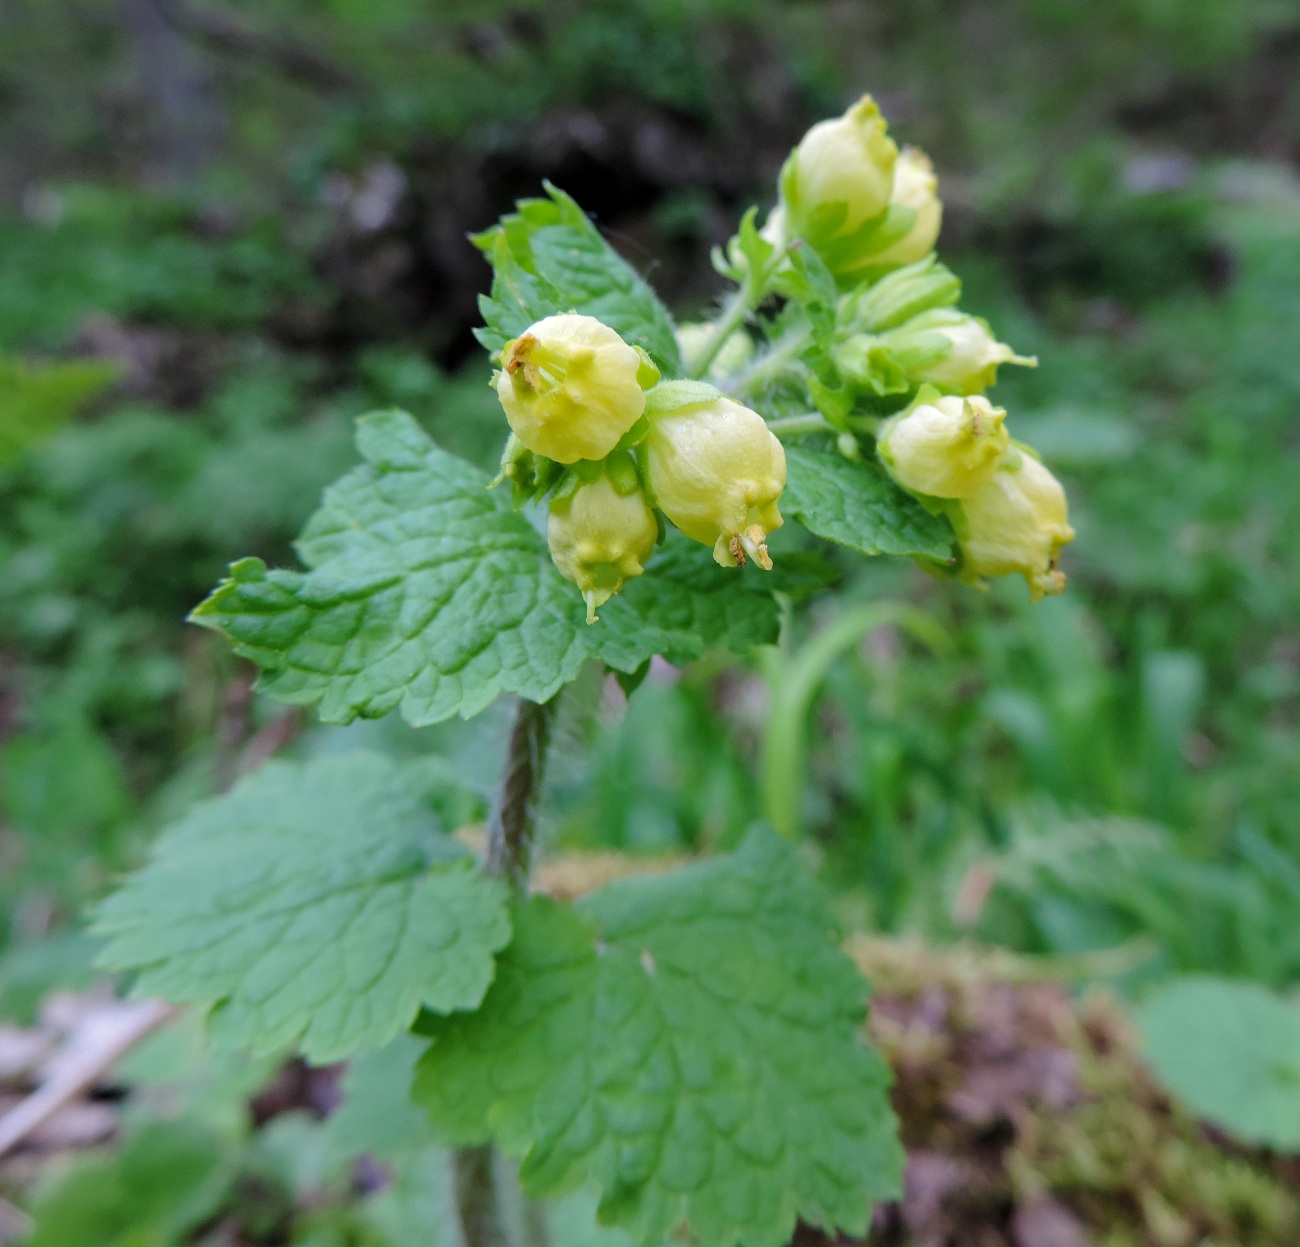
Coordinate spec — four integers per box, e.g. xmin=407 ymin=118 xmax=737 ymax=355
xmin=475 ymin=183 xmax=681 ymax=375
xmin=192 ymin=412 xmax=776 ymax=725
xmin=192 ymin=410 xmax=590 ymax=725
xmin=414 ymin=828 xmax=904 ymax=1247
xmin=94 ymin=753 xmax=511 ymax=1064
xmin=592 ymin=537 xmax=780 ymax=671
xmin=1138 ymin=976 xmax=1300 ymax=1151
xmin=784 ymin=444 xmax=954 ymax=560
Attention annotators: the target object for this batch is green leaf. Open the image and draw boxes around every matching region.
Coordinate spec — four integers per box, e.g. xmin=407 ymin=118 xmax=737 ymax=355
xmin=193 ymin=412 xmax=776 ymax=724
xmin=772 ymin=240 xmax=837 ymax=344
xmin=192 ymin=409 xmax=590 ymax=725
xmin=783 ymin=444 xmax=954 ymax=560
xmin=475 ymin=183 xmax=682 ymax=375
xmin=1138 ymin=976 xmax=1300 ymax=1151
xmin=414 ymin=828 xmax=903 ymax=1247
xmin=592 ymin=536 xmax=780 ymax=671
xmin=94 ymin=752 xmax=511 ymax=1064
xmin=27 ymin=1119 xmax=236 ymax=1247
xmin=327 ymin=1033 xmax=437 ymax=1160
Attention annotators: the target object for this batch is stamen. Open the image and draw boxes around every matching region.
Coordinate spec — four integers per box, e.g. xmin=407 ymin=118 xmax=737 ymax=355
xmin=739 ymin=524 xmax=773 ymax=571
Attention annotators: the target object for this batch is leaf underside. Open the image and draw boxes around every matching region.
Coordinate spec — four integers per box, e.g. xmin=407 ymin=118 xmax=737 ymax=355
xmin=414 ymin=828 xmax=904 ymax=1247
xmin=94 ymin=752 xmax=511 ymax=1063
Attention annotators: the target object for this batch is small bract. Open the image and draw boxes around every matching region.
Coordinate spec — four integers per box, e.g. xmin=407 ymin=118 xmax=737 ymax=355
xmin=645 ymin=396 xmax=786 ymax=570
xmin=495 ymin=313 xmax=653 ymax=464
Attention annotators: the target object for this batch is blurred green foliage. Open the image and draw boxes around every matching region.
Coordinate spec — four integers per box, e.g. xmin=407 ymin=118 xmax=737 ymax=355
xmin=1 ymin=0 xmax=1299 ymax=1232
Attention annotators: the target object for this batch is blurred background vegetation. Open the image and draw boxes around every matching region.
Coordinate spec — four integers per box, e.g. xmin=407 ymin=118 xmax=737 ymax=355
xmin=1 ymin=0 xmax=1299 ymax=1241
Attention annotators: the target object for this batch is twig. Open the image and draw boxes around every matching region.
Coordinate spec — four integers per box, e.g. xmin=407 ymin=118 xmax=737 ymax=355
xmin=0 ymin=999 xmax=174 ymax=1160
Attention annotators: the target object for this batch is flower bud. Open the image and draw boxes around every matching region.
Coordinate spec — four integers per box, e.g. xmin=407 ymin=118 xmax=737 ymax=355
xmin=644 ymin=396 xmax=786 ymax=570
xmin=854 ymin=147 xmax=942 ymax=269
xmin=904 ymin=311 xmax=1035 ymax=395
xmin=495 ymin=313 xmax=654 ymax=464
xmin=878 ymin=395 xmax=1010 ymax=499
xmin=957 ymin=451 xmax=1074 ymax=601
xmin=786 ymin=95 xmax=898 ymax=242
xmin=548 ymin=474 xmax=659 ymax=623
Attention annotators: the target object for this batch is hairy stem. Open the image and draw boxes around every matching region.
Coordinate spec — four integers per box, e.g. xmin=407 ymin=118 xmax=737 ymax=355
xmin=486 ymin=695 xmax=558 ymax=886
xmin=455 ymin=695 xmax=559 ymax=1247
xmin=766 ymin=412 xmax=834 ymax=439
xmin=686 ymin=281 xmax=757 ymax=379
xmin=454 ymin=1146 xmax=511 ymax=1247
xmin=725 ymin=326 xmax=812 ymax=397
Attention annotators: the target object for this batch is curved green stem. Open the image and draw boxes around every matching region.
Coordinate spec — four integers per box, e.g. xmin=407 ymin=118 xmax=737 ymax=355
xmin=766 ymin=413 xmax=834 ymax=439
xmin=759 ymin=604 xmax=949 ymax=841
xmin=686 ymin=282 xmax=756 ymax=379
xmin=725 ymin=326 xmax=812 ymax=397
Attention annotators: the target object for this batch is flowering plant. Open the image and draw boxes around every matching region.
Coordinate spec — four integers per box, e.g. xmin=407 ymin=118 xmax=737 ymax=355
xmin=94 ymin=94 xmax=1069 ymax=1247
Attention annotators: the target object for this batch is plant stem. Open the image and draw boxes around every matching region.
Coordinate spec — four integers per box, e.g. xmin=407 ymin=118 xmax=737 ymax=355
xmin=725 ymin=326 xmax=812 ymax=397
xmin=759 ymin=605 xmax=949 ymax=840
xmin=486 ymin=695 xmax=558 ymax=887
xmin=454 ymin=1146 xmax=511 ymax=1247
xmin=686 ymin=280 xmax=757 ymax=379
xmin=455 ymin=695 xmax=558 ymax=1247
xmin=766 ymin=412 xmax=834 ymax=439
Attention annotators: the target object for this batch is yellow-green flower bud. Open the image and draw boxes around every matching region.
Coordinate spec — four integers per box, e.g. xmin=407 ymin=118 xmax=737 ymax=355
xmin=906 ymin=312 xmax=1035 ymax=395
xmin=878 ymin=395 xmax=1010 ymax=499
xmin=675 ymin=322 xmax=755 ymax=382
xmin=787 ymin=95 xmax=898 ymax=240
xmin=495 ymin=313 xmax=655 ymax=464
xmin=858 ymin=146 xmax=942 ymax=268
xmin=547 ymin=474 xmax=658 ymax=624
xmin=644 ymin=396 xmax=786 ymax=570
xmin=958 ymin=452 xmax=1074 ymax=602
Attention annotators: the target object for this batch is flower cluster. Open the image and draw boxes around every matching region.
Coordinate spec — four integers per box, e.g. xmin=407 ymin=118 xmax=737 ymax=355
xmin=765 ymin=94 xmax=1073 ymax=598
xmin=490 ymin=93 xmax=1073 ymax=617
xmin=494 ymin=313 xmax=785 ymax=622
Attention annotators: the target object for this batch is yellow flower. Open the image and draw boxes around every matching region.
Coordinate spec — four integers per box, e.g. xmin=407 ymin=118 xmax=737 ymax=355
xmin=859 ymin=146 xmax=942 ymax=268
xmin=548 ymin=474 xmax=659 ymax=623
xmin=878 ymin=395 xmax=1010 ymax=499
xmin=958 ymin=451 xmax=1074 ymax=601
xmin=787 ymin=95 xmax=897 ymax=239
xmin=494 ymin=313 xmax=654 ymax=464
xmin=644 ymin=395 xmax=786 ymax=569
xmin=908 ymin=313 xmax=1035 ymax=395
